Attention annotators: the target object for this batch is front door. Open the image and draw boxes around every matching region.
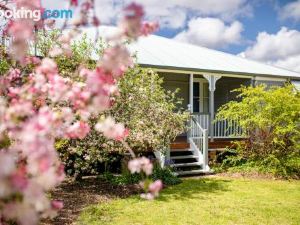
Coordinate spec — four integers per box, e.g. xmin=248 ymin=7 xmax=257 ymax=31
xmin=193 ymin=79 xmax=209 ymax=113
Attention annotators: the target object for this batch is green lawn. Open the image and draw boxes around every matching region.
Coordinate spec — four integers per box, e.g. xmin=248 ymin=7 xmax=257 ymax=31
xmin=77 ymin=177 xmax=300 ymax=225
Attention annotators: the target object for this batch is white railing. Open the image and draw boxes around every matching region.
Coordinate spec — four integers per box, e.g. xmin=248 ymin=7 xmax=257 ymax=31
xmin=213 ymin=118 xmax=243 ymax=138
xmin=192 ymin=113 xmax=243 ymax=138
xmin=190 ymin=117 xmax=209 ymax=172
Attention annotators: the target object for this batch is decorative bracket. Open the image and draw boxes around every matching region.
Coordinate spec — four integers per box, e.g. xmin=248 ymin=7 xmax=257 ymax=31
xmin=203 ymin=75 xmax=222 ymax=92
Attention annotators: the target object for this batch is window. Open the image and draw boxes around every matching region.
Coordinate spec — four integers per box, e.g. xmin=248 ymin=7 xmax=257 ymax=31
xmin=193 ymin=79 xmax=209 ymax=113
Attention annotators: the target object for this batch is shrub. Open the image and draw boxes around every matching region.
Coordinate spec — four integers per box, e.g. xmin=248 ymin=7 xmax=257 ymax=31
xmin=103 ymin=164 xmax=181 ymax=186
xmin=216 ymin=85 xmax=300 ymax=178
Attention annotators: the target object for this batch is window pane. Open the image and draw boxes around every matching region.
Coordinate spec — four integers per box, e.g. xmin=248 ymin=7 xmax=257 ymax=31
xmin=193 ymin=82 xmax=199 ymax=96
xmin=193 ymin=98 xmax=200 ymax=113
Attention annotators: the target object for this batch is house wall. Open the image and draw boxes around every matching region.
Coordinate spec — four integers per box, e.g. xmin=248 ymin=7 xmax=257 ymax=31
xmin=159 ymin=73 xmax=287 ymax=112
xmin=215 ymin=77 xmax=251 ymax=111
xmin=159 ymin=73 xmax=190 ymax=110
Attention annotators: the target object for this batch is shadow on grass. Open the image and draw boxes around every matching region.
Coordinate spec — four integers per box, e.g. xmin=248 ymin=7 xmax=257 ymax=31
xmin=41 ymin=177 xmax=140 ymax=225
xmin=157 ymin=178 xmax=232 ymax=202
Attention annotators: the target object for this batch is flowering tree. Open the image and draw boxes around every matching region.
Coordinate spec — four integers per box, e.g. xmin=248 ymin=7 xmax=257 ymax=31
xmin=0 ymin=0 xmax=160 ymax=224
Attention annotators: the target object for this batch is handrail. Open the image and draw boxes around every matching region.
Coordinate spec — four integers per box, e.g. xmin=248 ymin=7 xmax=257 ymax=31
xmin=190 ymin=115 xmax=209 ymax=172
xmin=191 ymin=116 xmax=205 ymax=133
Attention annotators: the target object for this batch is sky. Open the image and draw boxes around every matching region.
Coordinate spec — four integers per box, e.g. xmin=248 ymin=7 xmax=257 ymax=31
xmin=42 ymin=0 xmax=300 ymax=73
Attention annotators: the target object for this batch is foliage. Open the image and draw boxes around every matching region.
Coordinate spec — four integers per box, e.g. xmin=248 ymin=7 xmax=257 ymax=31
xmin=37 ymin=31 xmax=100 ymax=78
xmin=111 ymin=67 xmax=189 ymax=151
xmin=55 ymin=132 xmax=123 ymax=179
xmin=151 ymin=164 xmax=181 ymax=185
xmin=103 ymin=171 xmax=142 ymax=185
xmin=78 ymin=177 xmax=300 ymax=225
xmin=216 ymin=85 xmax=300 ymax=178
xmin=0 ymin=45 xmax=10 ymax=75
xmin=103 ymin=164 xmax=181 ymax=186
xmin=44 ymin=35 xmax=188 ymax=178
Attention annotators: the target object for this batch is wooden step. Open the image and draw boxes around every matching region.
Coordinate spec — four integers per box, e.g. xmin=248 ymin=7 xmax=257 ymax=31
xmin=171 ymin=162 xmax=202 ymax=167
xmin=170 ymin=142 xmax=190 ymax=149
xmin=170 ymin=155 xmax=198 ymax=160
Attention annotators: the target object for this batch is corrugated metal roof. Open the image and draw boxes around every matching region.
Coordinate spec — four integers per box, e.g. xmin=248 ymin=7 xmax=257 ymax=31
xmin=84 ymin=26 xmax=300 ymax=79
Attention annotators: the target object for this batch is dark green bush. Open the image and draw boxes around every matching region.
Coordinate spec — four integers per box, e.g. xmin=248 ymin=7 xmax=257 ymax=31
xmin=103 ymin=164 xmax=181 ymax=186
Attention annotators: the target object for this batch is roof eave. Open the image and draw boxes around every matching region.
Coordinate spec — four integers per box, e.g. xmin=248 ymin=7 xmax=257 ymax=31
xmin=139 ymin=64 xmax=300 ymax=80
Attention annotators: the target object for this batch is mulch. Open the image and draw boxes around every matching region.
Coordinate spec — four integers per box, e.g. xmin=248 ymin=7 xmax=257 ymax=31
xmin=40 ymin=176 xmax=141 ymax=225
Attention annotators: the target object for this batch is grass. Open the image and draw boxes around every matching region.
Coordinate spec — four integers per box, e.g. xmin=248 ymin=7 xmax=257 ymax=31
xmin=77 ymin=177 xmax=300 ymax=225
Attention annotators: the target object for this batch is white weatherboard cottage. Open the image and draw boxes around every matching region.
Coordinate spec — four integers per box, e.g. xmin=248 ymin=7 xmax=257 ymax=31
xmin=89 ymin=26 xmax=300 ymax=175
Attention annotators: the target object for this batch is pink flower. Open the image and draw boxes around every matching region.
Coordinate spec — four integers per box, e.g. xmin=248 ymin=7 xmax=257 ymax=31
xmin=101 ymin=46 xmax=133 ymax=77
xmin=36 ymin=58 xmax=58 ymax=76
xmin=10 ymin=166 xmax=28 ymax=191
xmin=0 ymin=152 xmax=15 ymax=177
xmin=141 ymin=22 xmax=159 ymax=36
xmin=49 ymin=47 xmax=63 ymax=57
xmin=51 ymin=200 xmax=63 ymax=210
xmin=6 ymin=20 xmax=34 ymax=41
xmin=3 ymin=202 xmax=38 ymax=225
xmin=7 ymin=68 xmax=21 ymax=82
xmin=92 ymin=16 xmax=100 ymax=26
xmin=124 ymin=3 xmax=144 ymax=19
xmin=48 ymin=75 xmax=70 ymax=102
xmin=128 ymin=157 xmax=153 ymax=175
xmin=121 ymin=3 xmax=144 ymax=39
xmin=66 ymin=121 xmax=90 ymax=139
xmin=70 ymin=0 xmax=78 ymax=6
xmin=95 ymin=117 xmax=129 ymax=141
xmin=148 ymin=180 xmax=163 ymax=196
xmin=140 ymin=193 xmax=155 ymax=200
xmin=128 ymin=158 xmax=142 ymax=173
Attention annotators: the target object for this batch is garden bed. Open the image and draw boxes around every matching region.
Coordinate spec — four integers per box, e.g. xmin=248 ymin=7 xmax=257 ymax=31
xmin=41 ymin=177 xmax=140 ymax=225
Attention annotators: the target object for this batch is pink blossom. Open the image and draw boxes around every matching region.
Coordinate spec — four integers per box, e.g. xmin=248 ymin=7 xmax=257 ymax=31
xmin=95 ymin=117 xmax=129 ymax=141
xmin=92 ymin=16 xmax=100 ymax=26
xmin=66 ymin=121 xmax=90 ymax=139
xmin=58 ymin=34 xmax=71 ymax=44
xmin=124 ymin=3 xmax=144 ymax=20
xmin=0 ymin=152 xmax=15 ymax=177
xmin=14 ymin=0 xmax=42 ymax=10
xmin=7 ymin=68 xmax=21 ymax=82
xmin=121 ymin=3 xmax=144 ymax=39
xmin=140 ymin=193 xmax=155 ymax=200
xmin=128 ymin=157 xmax=153 ymax=175
xmin=36 ymin=58 xmax=58 ymax=76
xmin=128 ymin=158 xmax=142 ymax=173
xmin=2 ymin=202 xmax=38 ymax=225
xmin=6 ymin=20 xmax=34 ymax=41
xmin=48 ymin=75 xmax=70 ymax=102
xmin=21 ymin=56 xmax=41 ymax=66
xmin=70 ymin=0 xmax=79 ymax=6
xmin=101 ymin=46 xmax=133 ymax=77
xmin=10 ymin=166 xmax=28 ymax=191
xmin=141 ymin=21 xmax=159 ymax=36
xmin=51 ymin=200 xmax=63 ymax=210
xmin=148 ymin=180 xmax=163 ymax=196
xmin=49 ymin=47 xmax=63 ymax=57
